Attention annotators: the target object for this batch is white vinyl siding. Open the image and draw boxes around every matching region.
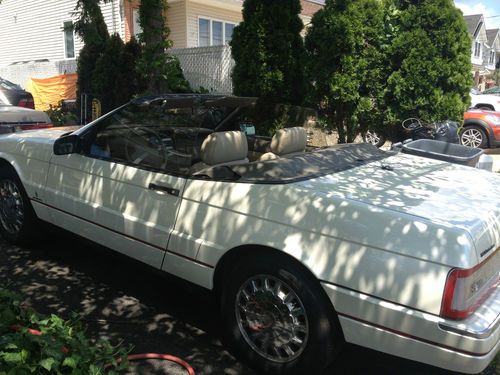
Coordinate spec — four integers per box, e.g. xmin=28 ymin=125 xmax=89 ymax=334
xmin=0 ymin=0 xmax=121 ymax=67
xmin=165 ymin=0 xmax=187 ymax=48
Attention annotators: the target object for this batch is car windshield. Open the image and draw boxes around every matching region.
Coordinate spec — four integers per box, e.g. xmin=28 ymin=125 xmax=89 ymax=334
xmin=0 ymin=93 xmax=10 ymax=105
xmin=483 ymin=87 xmax=500 ymax=95
xmin=0 ymin=77 xmax=21 ymax=90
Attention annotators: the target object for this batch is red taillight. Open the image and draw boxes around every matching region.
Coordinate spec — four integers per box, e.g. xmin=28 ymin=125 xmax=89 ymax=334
xmin=17 ymin=98 xmax=35 ymax=109
xmin=441 ymin=249 xmax=500 ymax=320
xmin=18 ymin=123 xmax=53 ymax=130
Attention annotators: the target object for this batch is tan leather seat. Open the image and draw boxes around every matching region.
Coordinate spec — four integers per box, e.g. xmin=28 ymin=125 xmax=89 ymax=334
xmin=190 ymin=130 xmax=249 ymax=173
xmin=259 ymin=127 xmax=307 ymax=161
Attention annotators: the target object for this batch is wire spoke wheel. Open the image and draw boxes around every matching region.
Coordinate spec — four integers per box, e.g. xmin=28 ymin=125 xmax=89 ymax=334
xmin=364 ymin=130 xmax=381 ymax=146
xmin=235 ymin=274 xmax=309 ymax=363
xmin=0 ymin=179 xmax=25 ymax=235
xmin=461 ymin=128 xmax=484 ymax=148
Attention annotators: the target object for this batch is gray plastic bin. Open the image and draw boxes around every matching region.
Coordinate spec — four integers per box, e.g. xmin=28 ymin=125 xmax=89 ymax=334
xmin=401 ymin=139 xmax=483 ymax=167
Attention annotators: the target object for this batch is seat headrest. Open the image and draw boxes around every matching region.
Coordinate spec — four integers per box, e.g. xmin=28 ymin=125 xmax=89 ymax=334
xmin=270 ymin=127 xmax=307 ymax=156
xmin=201 ymin=131 xmax=248 ymax=166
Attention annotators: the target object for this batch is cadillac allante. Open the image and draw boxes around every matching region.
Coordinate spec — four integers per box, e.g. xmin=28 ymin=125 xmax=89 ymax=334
xmin=0 ymin=95 xmax=498 ymax=374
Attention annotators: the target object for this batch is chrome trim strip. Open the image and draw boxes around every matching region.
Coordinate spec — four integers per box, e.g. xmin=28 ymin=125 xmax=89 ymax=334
xmin=439 ymin=312 xmax=500 ymax=339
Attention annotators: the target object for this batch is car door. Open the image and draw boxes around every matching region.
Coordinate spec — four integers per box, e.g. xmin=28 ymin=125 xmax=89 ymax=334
xmin=43 ymin=100 xmax=200 ymax=269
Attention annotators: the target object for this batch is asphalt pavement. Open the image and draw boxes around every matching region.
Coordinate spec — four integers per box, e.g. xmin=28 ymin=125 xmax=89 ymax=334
xmin=0 ymin=224 xmax=495 ymax=375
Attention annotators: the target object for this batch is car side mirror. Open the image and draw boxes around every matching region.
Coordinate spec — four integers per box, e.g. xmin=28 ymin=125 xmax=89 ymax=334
xmin=53 ymin=134 xmax=82 ymax=155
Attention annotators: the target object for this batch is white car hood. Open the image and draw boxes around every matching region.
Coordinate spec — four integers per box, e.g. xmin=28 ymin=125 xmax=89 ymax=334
xmin=296 ymin=152 xmax=500 ymax=261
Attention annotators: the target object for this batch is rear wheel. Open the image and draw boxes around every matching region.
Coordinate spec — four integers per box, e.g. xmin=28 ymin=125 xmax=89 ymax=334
xmin=460 ymin=126 xmax=488 ymax=149
xmin=363 ymin=130 xmax=386 ymax=148
xmin=220 ymin=254 xmax=343 ymax=375
xmin=0 ymin=167 xmax=38 ymax=244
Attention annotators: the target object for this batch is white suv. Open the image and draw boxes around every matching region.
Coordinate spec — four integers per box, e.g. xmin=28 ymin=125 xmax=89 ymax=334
xmin=470 ymin=89 xmax=500 ymax=111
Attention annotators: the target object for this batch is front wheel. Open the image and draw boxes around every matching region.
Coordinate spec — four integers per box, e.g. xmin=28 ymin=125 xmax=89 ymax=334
xmin=220 ymin=254 xmax=343 ymax=375
xmin=460 ymin=126 xmax=488 ymax=149
xmin=0 ymin=168 xmax=38 ymax=244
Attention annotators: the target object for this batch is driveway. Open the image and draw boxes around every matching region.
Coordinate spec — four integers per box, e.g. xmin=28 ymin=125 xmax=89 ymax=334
xmin=0 ymin=226 xmax=495 ymax=375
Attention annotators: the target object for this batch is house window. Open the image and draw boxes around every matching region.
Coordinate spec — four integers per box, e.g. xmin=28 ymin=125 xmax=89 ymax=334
xmin=63 ymin=21 xmax=75 ymax=59
xmin=199 ymin=18 xmax=210 ymax=47
xmin=489 ymin=51 xmax=496 ymax=65
xmin=198 ymin=18 xmax=236 ymax=47
xmin=212 ymin=21 xmax=223 ymax=45
xmin=474 ymin=41 xmax=481 ymax=58
xmin=225 ymin=23 xmax=234 ymax=44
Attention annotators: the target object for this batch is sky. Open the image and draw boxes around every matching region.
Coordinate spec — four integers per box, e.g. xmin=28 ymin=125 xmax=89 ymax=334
xmin=454 ymin=0 xmax=500 ymax=29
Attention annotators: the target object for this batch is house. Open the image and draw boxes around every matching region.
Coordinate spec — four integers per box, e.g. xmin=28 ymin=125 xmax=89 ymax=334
xmin=0 ymin=0 xmax=122 ymax=67
xmin=0 ymin=0 xmax=323 ymax=67
xmin=464 ymin=14 xmax=500 ymax=89
xmin=0 ymin=0 xmax=323 ymax=93
xmin=486 ymin=28 xmax=500 ymax=71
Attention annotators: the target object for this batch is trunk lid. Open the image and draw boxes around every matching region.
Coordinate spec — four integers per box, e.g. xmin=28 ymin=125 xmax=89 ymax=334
xmin=296 ymin=152 xmax=500 ymax=262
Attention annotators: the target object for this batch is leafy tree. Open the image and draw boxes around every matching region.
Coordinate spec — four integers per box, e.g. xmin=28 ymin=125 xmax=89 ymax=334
xmin=305 ymin=0 xmax=385 ymax=143
xmin=385 ymin=0 xmax=472 ymax=124
xmin=231 ymin=0 xmax=306 ymax=105
xmin=137 ymin=0 xmax=191 ymax=94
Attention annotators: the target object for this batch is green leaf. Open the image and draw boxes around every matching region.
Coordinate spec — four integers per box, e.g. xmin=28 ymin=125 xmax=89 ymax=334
xmin=39 ymin=357 xmax=55 ymax=371
xmin=62 ymin=356 xmax=77 ymax=369
xmin=0 ymin=351 xmax=24 ymax=363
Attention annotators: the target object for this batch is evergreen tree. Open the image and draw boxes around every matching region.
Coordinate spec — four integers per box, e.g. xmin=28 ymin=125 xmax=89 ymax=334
xmin=305 ymin=0 xmax=385 ymax=143
xmin=385 ymin=0 xmax=472 ymax=124
xmin=137 ymin=0 xmax=191 ymax=94
xmin=74 ymin=0 xmax=110 ymax=121
xmin=231 ymin=0 xmax=306 ymax=106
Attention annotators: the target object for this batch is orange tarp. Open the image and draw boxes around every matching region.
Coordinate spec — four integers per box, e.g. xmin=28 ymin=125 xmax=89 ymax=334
xmin=26 ymin=73 xmax=77 ymax=111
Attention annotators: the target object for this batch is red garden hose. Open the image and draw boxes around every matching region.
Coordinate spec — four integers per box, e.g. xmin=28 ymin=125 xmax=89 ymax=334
xmin=10 ymin=325 xmax=196 ymax=375
xmin=106 ymin=353 xmax=196 ymax=375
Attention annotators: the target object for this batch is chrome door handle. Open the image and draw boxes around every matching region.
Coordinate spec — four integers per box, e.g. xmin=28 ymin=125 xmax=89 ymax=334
xmin=148 ymin=183 xmax=180 ymax=197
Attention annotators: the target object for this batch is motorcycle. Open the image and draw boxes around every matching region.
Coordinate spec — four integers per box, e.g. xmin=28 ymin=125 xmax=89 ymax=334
xmin=390 ymin=118 xmax=459 ymax=150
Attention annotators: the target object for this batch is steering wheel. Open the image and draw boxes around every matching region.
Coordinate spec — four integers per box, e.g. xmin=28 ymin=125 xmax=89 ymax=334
xmin=124 ymin=127 xmax=167 ymax=168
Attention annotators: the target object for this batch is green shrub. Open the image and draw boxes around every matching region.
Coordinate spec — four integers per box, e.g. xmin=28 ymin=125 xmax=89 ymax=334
xmin=0 ymin=287 xmax=129 ymax=374
xmin=46 ymin=102 xmax=78 ymax=127
xmin=384 ymin=0 xmax=472 ymax=124
xmin=305 ymin=0 xmax=386 ymax=143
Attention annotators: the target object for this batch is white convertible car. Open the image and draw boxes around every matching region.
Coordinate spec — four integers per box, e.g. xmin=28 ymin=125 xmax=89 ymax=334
xmin=0 ymin=95 xmax=499 ymax=374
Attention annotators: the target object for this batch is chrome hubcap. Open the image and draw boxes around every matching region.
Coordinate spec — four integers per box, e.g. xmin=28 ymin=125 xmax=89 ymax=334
xmin=461 ymin=129 xmax=483 ymax=148
xmin=365 ymin=130 xmax=381 ymax=145
xmin=235 ymin=275 xmax=309 ymax=363
xmin=0 ymin=180 xmax=24 ymax=234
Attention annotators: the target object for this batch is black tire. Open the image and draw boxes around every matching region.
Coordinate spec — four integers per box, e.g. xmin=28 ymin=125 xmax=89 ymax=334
xmin=460 ymin=126 xmax=488 ymax=149
xmin=363 ymin=130 xmax=386 ymax=148
xmin=220 ymin=253 xmax=343 ymax=375
xmin=0 ymin=167 xmax=39 ymax=244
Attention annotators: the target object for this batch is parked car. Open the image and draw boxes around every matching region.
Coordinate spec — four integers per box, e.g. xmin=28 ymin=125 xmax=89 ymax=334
xmin=460 ymin=109 xmax=500 ymax=148
xmin=0 ymin=77 xmax=35 ymax=109
xmin=470 ymin=89 xmax=500 ymax=111
xmin=0 ymin=95 xmax=498 ymax=375
xmin=0 ymin=95 xmax=52 ymax=134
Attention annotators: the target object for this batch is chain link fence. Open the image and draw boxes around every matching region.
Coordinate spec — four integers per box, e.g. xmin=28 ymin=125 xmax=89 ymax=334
xmin=0 ymin=60 xmax=78 ymax=89
xmin=171 ymin=45 xmax=234 ymax=94
xmin=1 ymin=45 xmax=234 ymax=94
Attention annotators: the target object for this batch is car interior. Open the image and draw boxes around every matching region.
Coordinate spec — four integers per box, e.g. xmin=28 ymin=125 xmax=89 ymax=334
xmin=84 ymin=96 xmax=311 ymax=178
